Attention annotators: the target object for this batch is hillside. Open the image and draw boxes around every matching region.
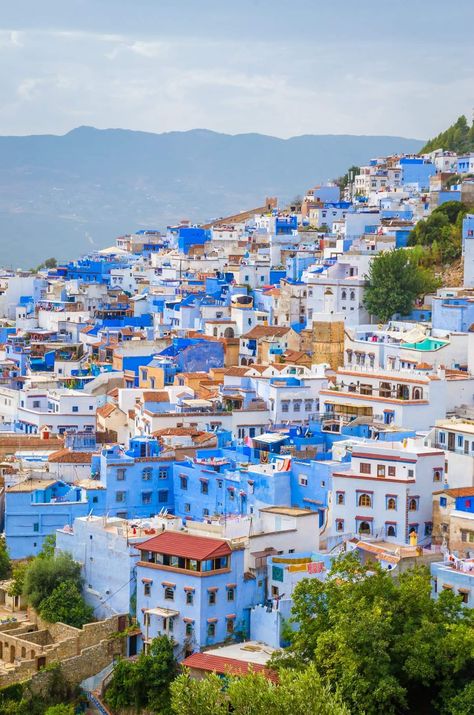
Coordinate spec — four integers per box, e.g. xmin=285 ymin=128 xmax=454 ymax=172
xmin=422 ymin=115 xmax=474 ymax=154
xmin=0 ymin=127 xmax=424 ymax=267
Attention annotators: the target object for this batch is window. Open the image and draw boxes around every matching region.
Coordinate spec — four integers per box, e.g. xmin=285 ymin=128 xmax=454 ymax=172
xmin=386 ymin=524 xmax=397 ymax=538
xmin=336 ymin=492 xmax=345 ymax=505
xmin=185 ymin=591 xmax=194 ymax=605
xmin=72 ymin=406 xmax=79 ymax=413
xmin=336 ymin=519 xmax=344 ymax=532
xmin=299 ymin=475 xmax=308 ymax=487
xmin=33 ymin=400 xmax=40 ymax=409
xmin=438 ymin=432 xmax=445 ymax=444
xmin=201 ymin=481 xmax=209 ymax=495
xmin=227 ymin=588 xmax=235 ymax=602
xmin=305 ymin=400 xmax=313 ymax=412
xmin=408 ymin=498 xmax=418 ymax=512
xmin=377 ymin=465 xmax=386 ymax=478
xmin=142 ymin=492 xmax=152 ymax=505
xmin=424 ymin=522 xmax=433 ymax=537
xmin=203 ymin=508 xmax=210 ymax=517
xmin=408 ymin=469 xmax=414 ymax=478
xmin=464 ymin=440 xmax=470 ymax=455
xmin=461 ymin=530 xmax=474 ymax=543
xmin=117 ymin=469 xmax=126 ymax=481
xmin=164 ymin=587 xmax=174 ymax=601
xmin=208 ymin=591 xmax=217 ymax=605
xmin=33 ymin=522 xmax=39 ymax=533
xmin=144 ymin=583 xmax=151 ymax=596
xmin=184 ymin=503 xmax=191 ymax=513
xmin=185 ymin=622 xmax=193 ymax=636
xmin=158 ymin=490 xmax=168 ymax=503
xmin=159 ymin=468 xmax=168 ymax=480
xmin=92 ymin=496 xmax=98 ymax=504
xmin=388 ymin=466 xmax=396 ymax=477
xmin=457 ymin=435 xmax=464 ymax=448
xmin=433 ymin=470 xmax=442 ymax=483
xmin=439 ymin=496 xmax=447 ymax=508
xmin=116 ymin=491 xmax=126 ymax=503
xmin=180 ymin=476 xmax=188 ymax=490
xmin=207 ymin=622 xmax=216 ymax=637
xmin=281 ymin=401 xmax=289 ymax=413
xmin=386 ymin=497 xmax=397 ymax=510
xmin=358 ymin=493 xmax=372 ymax=507
xmin=228 ymin=489 xmax=235 ymax=501
xmin=360 ymin=463 xmax=371 ymax=474
xmin=142 ymin=468 xmax=152 ymax=481
xmin=458 ymin=591 xmax=469 ymax=604
xmin=226 ymin=619 xmax=234 ymax=634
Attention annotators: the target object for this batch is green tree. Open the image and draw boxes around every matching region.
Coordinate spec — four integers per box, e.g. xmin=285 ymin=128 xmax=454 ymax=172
xmin=273 ymin=553 xmax=474 ymax=715
xmin=0 ymin=537 xmax=11 ymax=580
xmin=422 ymin=115 xmax=473 ymax=153
xmin=44 ymin=706 xmax=74 ymax=715
xmin=170 ymin=665 xmax=349 ymax=715
xmin=363 ymin=248 xmax=439 ymax=322
xmin=39 ymin=582 xmax=93 ymax=628
xmin=170 ymin=672 xmax=226 ymax=715
xmin=23 ymin=552 xmax=82 ymax=609
xmin=105 ymin=635 xmax=178 ymax=714
xmin=7 ymin=561 xmax=29 ymax=598
xmin=37 ymin=534 xmax=56 ymax=560
xmin=42 ymin=258 xmax=57 ymax=270
xmin=408 ymin=201 xmax=467 ymax=265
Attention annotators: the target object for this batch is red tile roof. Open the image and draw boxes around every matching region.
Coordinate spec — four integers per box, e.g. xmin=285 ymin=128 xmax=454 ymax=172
xmin=48 ymin=449 xmax=93 ymax=464
xmin=138 ymin=531 xmax=231 ymax=560
xmin=180 ymin=652 xmax=278 ymax=682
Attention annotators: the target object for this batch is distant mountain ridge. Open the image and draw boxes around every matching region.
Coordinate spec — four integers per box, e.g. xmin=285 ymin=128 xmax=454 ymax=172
xmin=0 ymin=126 xmax=424 ymax=266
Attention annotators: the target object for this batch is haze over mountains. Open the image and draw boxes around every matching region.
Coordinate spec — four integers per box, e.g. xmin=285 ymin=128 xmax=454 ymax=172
xmin=0 ymin=127 xmax=424 ymax=267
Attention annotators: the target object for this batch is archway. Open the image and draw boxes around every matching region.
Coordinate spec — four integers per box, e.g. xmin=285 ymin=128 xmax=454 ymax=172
xmin=358 ymin=521 xmax=371 ymax=535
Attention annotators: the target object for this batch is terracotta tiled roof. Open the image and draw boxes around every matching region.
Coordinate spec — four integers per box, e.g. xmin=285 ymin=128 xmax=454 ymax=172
xmin=137 ymin=531 xmax=231 ymax=560
xmin=180 ymin=653 xmax=278 ymax=682
xmin=48 ymin=449 xmax=93 ymax=464
xmin=142 ymin=391 xmax=170 ymax=402
xmin=97 ymin=403 xmax=117 ymax=419
xmin=434 ymin=487 xmax=474 ymax=498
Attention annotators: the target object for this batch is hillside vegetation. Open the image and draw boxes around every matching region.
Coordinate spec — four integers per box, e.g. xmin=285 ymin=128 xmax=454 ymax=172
xmin=422 ymin=115 xmax=474 ymax=154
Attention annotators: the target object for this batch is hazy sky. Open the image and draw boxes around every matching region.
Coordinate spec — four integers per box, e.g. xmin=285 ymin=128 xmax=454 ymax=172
xmin=1 ymin=0 xmax=473 ymax=138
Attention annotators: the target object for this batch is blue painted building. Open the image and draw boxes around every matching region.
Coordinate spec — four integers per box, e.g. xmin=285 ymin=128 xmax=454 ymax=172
xmin=92 ymin=437 xmax=176 ymax=519
xmin=399 ymin=157 xmax=436 ymax=190
xmin=177 ymin=227 xmax=211 ymax=254
xmin=136 ymin=530 xmax=257 ymax=654
xmin=5 ymin=479 xmax=101 ymax=559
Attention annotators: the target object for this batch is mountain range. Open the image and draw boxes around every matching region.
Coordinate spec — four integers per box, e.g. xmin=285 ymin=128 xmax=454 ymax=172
xmin=0 ymin=127 xmax=424 ymax=267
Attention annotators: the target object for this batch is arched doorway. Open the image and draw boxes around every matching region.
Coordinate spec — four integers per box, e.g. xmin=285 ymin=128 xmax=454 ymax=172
xmin=224 ymin=327 xmax=235 ymax=338
xmin=358 ymin=521 xmax=371 ymax=535
xmin=9 ymin=645 xmax=15 ymax=663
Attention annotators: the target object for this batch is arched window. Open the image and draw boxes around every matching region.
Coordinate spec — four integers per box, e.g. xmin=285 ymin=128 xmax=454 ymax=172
xmin=412 ymin=387 xmax=422 ymax=400
xmin=336 ymin=519 xmax=344 ymax=532
xmin=358 ymin=493 xmax=372 ymax=507
xmin=350 ymin=290 xmax=355 ymax=301
xmin=213 ymin=327 xmax=218 ymax=337
xmin=387 ymin=497 xmax=397 ymax=510
xmin=433 ymin=470 xmax=442 ymax=482
xmin=358 ymin=521 xmax=371 ymax=535
xmin=386 ymin=525 xmax=396 ymax=537
xmin=408 ymin=498 xmax=418 ymax=512
xmin=341 ymin=290 xmax=347 ymax=300
xmin=337 ymin=493 xmax=345 ymax=505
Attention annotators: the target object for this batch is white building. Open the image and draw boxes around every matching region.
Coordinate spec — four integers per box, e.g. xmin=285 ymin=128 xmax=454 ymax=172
xmin=331 ymin=440 xmax=445 ymax=543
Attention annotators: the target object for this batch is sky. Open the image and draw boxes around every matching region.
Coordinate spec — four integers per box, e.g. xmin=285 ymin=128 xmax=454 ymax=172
xmin=0 ymin=0 xmax=473 ymax=139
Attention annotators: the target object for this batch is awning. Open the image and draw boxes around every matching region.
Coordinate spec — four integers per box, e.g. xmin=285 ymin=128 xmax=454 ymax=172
xmin=145 ymin=607 xmax=179 ymax=618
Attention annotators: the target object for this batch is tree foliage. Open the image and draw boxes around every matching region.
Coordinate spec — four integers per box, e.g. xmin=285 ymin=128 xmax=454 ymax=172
xmin=0 ymin=537 xmax=11 ymax=580
xmin=39 ymin=582 xmax=93 ymax=629
xmin=408 ymin=201 xmax=468 ymax=265
xmin=105 ymin=635 xmax=178 ymax=714
xmin=23 ymin=552 xmax=82 ymax=610
xmin=170 ymin=664 xmax=348 ymax=715
xmin=272 ymin=553 xmax=474 ymax=715
xmin=363 ymin=248 xmax=439 ymax=321
xmin=422 ymin=115 xmax=474 ymax=154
